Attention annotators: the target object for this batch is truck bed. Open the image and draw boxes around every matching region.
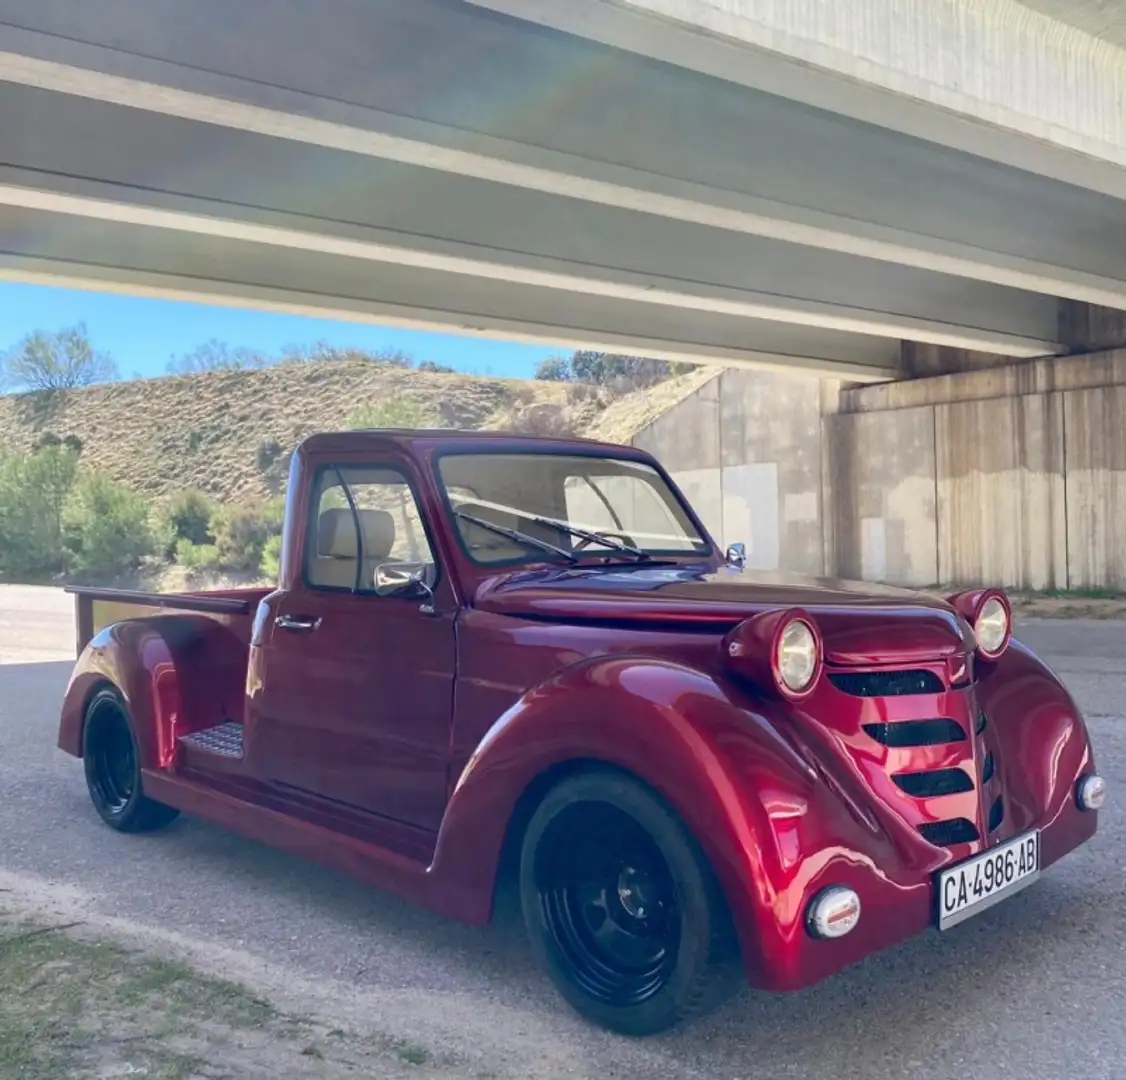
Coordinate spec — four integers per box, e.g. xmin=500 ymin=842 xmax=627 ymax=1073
xmin=67 ymin=585 xmax=272 ymax=657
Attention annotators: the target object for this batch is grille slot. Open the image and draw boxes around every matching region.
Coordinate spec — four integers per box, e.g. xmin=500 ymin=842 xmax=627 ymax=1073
xmin=829 ymin=670 xmax=944 ymax=697
xmin=918 ymin=818 xmax=980 ymax=846
xmin=981 ymin=752 xmax=995 ymax=783
xmin=988 ymin=796 xmax=1005 ymax=832
xmin=863 ymin=718 xmax=966 ymax=747
xmin=975 ymin=711 xmax=987 ymax=734
xmin=893 ymin=768 xmax=974 ymax=798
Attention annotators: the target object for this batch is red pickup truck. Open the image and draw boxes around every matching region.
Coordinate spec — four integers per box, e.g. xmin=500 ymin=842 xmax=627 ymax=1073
xmin=57 ymin=429 xmax=1105 ymax=1035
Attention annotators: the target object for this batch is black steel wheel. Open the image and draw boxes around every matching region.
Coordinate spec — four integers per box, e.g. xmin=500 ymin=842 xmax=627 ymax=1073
xmin=519 ymin=768 xmax=741 ymax=1036
xmin=82 ymin=687 xmax=179 ymax=833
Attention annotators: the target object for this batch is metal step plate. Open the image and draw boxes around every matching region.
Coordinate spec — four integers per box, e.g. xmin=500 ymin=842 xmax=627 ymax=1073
xmin=180 ymin=721 xmax=244 ymax=759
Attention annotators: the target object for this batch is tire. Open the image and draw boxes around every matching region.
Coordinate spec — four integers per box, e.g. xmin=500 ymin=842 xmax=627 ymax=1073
xmin=518 ymin=768 xmax=742 ymax=1036
xmin=82 ymin=687 xmax=180 ymax=833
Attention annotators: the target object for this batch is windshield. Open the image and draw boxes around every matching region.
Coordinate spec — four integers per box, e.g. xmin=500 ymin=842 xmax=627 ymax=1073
xmin=436 ymin=451 xmax=711 ymax=566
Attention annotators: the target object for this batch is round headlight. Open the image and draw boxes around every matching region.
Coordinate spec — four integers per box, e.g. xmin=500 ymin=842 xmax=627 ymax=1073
xmin=974 ymin=595 xmax=1010 ymax=658
xmin=777 ymin=618 xmax=819 ymax=694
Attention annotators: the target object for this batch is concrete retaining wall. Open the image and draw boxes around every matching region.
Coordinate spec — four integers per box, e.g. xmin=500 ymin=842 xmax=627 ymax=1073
xmin=634 ymin=350 xmax=1126 ymax=589
xmin=634 ymin=368 xmax=836 ymax=575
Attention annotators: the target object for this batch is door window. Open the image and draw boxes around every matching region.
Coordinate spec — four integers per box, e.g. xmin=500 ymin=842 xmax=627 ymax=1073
xmin=305 ymin=465 xmax=435 ymax=592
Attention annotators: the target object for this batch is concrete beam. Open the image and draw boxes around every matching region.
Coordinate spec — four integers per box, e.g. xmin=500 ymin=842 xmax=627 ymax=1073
xmin=3 ymin=15 xmax=1126 ymax=310
xmin=0 ymin=179 xmax=1061 ymax=359
xmin=470 ymin=0 xmax=1126 ymax=200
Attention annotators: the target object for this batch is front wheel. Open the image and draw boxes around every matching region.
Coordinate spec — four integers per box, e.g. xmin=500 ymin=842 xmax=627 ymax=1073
xmin=82 ymin=687 xmax=180 ymax=833
xmin=518 ymin=769 xmax=742 ymax=1036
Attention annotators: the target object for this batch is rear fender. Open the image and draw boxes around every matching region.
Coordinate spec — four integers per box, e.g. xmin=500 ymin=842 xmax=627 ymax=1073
xmin=58 ymin=615 xmax=250 ymax=767
xmin=430 ymin=655 xmax=831 ymax=977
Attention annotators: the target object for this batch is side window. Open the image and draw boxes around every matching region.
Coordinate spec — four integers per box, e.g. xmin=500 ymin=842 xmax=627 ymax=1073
xmin=306 ymin=465 xmax=435 ymax=592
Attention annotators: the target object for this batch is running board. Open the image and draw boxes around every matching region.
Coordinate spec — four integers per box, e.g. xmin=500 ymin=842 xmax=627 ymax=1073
xmin=180 ymin=721 xmax=244 ymax=759
xmin=138 ymin=769 xmax=483 ymax=926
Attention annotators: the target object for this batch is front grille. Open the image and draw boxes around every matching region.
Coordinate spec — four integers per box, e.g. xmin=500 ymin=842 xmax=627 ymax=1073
xmin=988 ymin=796 xmax=1005 ymax=832
xmin=863 ymin=718 xmax=967 ymax=747
xmin=918 ymin=818 xmax=980 ymax=846
xmin=981 ymin=752 xmax=995 ymax=783
xmin=893 ymin=768 xmax=974 ymax=798
xmin=830 ymin=669 xmax=945 ymax=697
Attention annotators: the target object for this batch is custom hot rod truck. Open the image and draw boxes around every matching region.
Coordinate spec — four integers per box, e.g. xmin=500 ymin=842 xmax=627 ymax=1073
xmin=58 ymin=429 xmax=1106 ymax=1035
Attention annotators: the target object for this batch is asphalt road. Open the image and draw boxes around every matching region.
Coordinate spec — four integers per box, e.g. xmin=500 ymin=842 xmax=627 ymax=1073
xmin=1 ymin=585 xmax=1122 ymax=1080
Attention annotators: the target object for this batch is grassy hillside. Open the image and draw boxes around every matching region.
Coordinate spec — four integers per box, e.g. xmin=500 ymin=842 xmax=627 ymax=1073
xmin=0 ymin=357 xmax=717 ymax=505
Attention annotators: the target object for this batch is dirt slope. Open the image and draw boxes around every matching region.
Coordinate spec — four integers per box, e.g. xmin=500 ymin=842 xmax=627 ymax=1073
xmin=0 ymin=361 xmax=716 ymax=504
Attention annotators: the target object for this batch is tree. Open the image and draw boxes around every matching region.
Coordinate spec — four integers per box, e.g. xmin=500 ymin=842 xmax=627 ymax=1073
xmin=1 ymin=323 xmax=118 ymax=392
xmin=533 ymin=356 xmax=571 ymax=381
xmin=167 ymin=339 xmax=271 ymax=375
xmin=534 ymin=350 xmax=695 ymax=391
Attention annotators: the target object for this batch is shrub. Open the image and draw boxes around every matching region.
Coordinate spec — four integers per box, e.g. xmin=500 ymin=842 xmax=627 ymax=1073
xmin=210 ymin=499 xmax=285 ymax=572
xmin=62 ymin=472 xmax=153 ymax=580
xmin=174 ymin=538 xmax=221 ymax=570
xmin=154 ymin=488 xmax=215 ymax=558
xmin=260 ymin=534 xmax=283 ymax=580
xmin=348 ymin=398 xmax=436 ymax=429
xmin=0 ymin=444 xmax=81 ymax=579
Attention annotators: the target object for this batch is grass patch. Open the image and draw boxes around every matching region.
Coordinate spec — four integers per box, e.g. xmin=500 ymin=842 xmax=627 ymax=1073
xmin=0 ymin=910 xmax=444 ymax=1079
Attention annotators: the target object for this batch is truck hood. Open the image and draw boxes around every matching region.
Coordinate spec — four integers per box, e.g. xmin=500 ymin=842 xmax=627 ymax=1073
xmin=473 ymin=563 xmax=976 ymax=666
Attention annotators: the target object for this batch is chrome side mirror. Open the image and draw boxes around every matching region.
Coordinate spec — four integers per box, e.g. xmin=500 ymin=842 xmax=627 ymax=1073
xmin=373 ymin=561 xmax=432 ymax=599
xmin=725 ymin=542 xmax=746 ymax=569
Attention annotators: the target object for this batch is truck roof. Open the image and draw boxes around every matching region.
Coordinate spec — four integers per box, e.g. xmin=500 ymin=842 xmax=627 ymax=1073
xmin=297 ymin=428 xmax=650 ymax=458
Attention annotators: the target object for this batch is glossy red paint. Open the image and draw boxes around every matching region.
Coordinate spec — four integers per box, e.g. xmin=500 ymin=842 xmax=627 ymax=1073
xmin=56 ymin=430 xmax=1103 ymax=1001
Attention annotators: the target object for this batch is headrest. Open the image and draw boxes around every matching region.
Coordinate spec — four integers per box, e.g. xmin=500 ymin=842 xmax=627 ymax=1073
xmin=317 ymin=507 xmax=395 ymax=560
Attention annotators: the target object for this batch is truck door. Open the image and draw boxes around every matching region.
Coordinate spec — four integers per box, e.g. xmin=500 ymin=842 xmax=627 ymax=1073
xmin=251 ymin=458 xmax=456 ymax=834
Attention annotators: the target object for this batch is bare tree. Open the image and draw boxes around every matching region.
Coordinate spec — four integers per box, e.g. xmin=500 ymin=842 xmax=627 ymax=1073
xmin=1 ymin=323 xmax=118 ymax=392
xmin=167 ymin=339 xmax=272 ymax=374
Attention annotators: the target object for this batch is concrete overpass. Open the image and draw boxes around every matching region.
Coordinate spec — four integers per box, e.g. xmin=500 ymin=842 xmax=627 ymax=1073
xmin=3 ymin=0 xmax=1126 ymax=382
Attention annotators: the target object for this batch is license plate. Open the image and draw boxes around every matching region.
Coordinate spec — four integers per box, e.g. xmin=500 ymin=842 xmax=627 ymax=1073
xmin=936 ymin=829 xmax=1040 ymax=930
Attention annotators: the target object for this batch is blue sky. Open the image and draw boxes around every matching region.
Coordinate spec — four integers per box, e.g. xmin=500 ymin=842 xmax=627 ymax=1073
xmin=0 ymin=282 xmax=560 ymax=381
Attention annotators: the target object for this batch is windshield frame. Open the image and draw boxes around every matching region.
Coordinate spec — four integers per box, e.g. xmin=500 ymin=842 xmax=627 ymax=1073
xmin=430 ymin=444 xmax=718 ymax=570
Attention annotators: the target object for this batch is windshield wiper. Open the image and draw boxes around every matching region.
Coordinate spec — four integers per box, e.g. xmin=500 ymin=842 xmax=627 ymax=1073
xmin=519 ymin=513 xmax=651 ymax=561
xmin=455 ymin=511 xmax=578 ymax=564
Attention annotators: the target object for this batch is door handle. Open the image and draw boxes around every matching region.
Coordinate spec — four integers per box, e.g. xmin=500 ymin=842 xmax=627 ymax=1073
xmin=275 ymin=614 xmax=321 ymax=633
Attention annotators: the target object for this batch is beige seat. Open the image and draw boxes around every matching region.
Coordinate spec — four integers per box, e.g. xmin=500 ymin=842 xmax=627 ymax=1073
xmin=310 ymin=507 xmax=396 ymax=589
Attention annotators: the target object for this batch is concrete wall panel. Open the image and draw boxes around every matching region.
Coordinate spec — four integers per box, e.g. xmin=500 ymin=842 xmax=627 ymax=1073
xmin=826 ymin=407 xmax=938 ymax=586
xmin=667 ymin=467 xmax=723 ymax=544
xmin=1063 ymin=386 xmax=1126 ymax=588
xmin=718 ymin=369 xmax=829 ymax=574
xmin=935 ymin=395 xmax=1067 ymax=589
xmin=633 ymin=377 xmax=721 ymax=473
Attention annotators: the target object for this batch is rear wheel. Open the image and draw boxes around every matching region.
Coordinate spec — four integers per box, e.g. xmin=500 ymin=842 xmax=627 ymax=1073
xmin=518 ymin=769 xmax=741 ymax=1036
xmin=82 ymin=687 xmax=179 ymax=833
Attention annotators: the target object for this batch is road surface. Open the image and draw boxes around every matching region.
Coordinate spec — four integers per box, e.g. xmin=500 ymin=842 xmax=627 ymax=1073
xmin=1 ymin=585 xmax=1121 ymax=1079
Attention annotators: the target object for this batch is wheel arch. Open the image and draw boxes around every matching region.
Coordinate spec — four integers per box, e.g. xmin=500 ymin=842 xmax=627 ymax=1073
xmin=494 ymin=757 xmax=744 ymax=949
xmin=70 ymin=675 xmax=120 ymax=757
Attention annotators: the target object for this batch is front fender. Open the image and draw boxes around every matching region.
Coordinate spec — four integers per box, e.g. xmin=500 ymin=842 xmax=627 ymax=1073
xmin=429 ymin=655 xmax=901 ymax=988
xmin=976 ymin=637 xmax=1099 ymax=864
